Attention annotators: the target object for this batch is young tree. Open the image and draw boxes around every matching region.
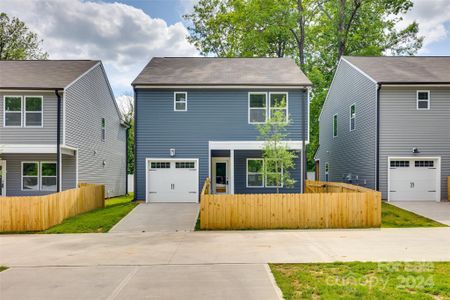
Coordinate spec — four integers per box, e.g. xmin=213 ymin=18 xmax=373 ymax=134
xmin=0 ymin=13 xmax=48 ymax=60
xmin=256 ymin=98 xmax=296 ymax=193
xmin=117 ymin=95 xmax=135 ymax=174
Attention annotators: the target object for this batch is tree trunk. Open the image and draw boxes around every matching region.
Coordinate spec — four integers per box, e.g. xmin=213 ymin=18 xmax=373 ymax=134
xmin=297 ymin=0 xmax=305 ymax=67
xmin=337 ymin=0 xmax=347 ymax=58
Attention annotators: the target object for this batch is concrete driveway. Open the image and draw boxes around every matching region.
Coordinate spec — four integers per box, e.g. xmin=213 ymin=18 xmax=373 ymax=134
xmin=390 ymin=201 xmax=450 ymax=225
xmin=110 ymin=203 xmax=199 ymax=233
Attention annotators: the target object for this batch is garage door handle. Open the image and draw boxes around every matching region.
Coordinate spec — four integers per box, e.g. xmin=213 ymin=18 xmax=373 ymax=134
xmin=428 ymin=190 xmax=436 ymax=192
xmin=390 ymin=190 xmax=396 ymax=192
xmin=189 ymin=191 xmax=197 ymax=194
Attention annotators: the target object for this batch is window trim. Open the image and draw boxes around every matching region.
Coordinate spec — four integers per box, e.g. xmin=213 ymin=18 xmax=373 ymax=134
xmin=174 ymin=91 xmax=188 ymax=112
xmin=40 ymin=161 xmax=57 ymax=191
xmin=24 ymin=96 xmax=44 ymax=128
xmin=246 ymin=158 xmax=265 ymax=188
xmin=269 ymin=92 xmax=289 ymax=124
xmin=248 ymin=92 xmax=268 ymax=124
xmin=416 ymin=90 xmax=430 ymax=110
xmin=349 ymin=103 xmax=356 ymax=132
xmin=3 ymin=95 xmax=23 ymax=128
xmin=333 ymin=114 xmax=338 ymax=138
xmin=21 ymin=161 xmax=40 ymax=191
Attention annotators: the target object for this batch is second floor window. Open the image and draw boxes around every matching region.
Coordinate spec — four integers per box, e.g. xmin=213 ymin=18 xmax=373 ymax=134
xmin=4 ymin=96 xmax=22 ymax=127
xmin=350 ymin=104 xmax=356 ymax=131
xmin=417 ymin=90 xmax=430 ymax=110
xmin=333 ymin=114 xmax=338 ymax=137
xmin=25 ymin=96 xmax=43 ymax=127
xmin=174 ymin=92 xmax=187 ymax=111
xmin=249 ymin=93 xmax=267 ymax=124
xmin=101 ymin=118 xmax=106 ymax=141
xmin=4 ymin=95 xmax=43 ymax=127
xmin=269 ymin=92 xmax=288 ymax=123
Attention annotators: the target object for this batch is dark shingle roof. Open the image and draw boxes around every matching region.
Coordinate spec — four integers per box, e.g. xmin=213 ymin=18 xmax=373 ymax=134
xmin=132 ymin=57 xmax=311 ymax=86
xmin=343 ymin=56 xmax=450 ymax=83
xmin=0 ymin=60 xmax=100 ymax=89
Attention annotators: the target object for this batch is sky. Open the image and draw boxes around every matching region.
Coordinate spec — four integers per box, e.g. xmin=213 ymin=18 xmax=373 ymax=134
xmin=1 ymin=0 xmax=450 ymax=104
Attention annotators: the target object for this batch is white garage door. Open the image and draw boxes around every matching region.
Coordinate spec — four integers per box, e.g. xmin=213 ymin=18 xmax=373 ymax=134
xmin=389 ymin=159 xmax=439 ymax=201
xmin=147 ymin=159 xmax=198 ymax=203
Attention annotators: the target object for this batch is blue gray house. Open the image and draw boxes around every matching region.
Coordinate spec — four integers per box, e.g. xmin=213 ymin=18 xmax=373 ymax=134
xmin=0 ymin=60 xmax=127 ymax=197
xmin=132 ymin=57 xmax=311 ymax=202
xmin=315 ymin=56 xmax=450 ymax=202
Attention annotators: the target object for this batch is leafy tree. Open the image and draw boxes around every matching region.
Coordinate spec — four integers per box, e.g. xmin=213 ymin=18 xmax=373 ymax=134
xmin=0 ymin=13 xmax=48 ymax=60
xmin=256 ymin=98 xmax=296 ymax=192
xmin=118 ymin=95 xmax=135 ymax=174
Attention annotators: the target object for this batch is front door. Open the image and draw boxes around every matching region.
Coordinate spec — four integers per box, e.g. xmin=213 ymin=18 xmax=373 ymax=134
xmin=212 ymin=158 xmax=230 ymax=194
xmin=0 ymin=160 xmax=6 ymax=196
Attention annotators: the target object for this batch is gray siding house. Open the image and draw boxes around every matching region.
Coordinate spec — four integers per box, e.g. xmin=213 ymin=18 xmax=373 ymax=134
xmin=0 ymin=60 xmax=127 ymax=197
xmin=133 ymin=57 xmax=311 ymax=202
xmin=315 ymin=56 xmax=450 ymax=202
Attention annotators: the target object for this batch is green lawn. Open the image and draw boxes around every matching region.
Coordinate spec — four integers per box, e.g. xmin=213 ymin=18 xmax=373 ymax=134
xmin=42 ymin=194 xmax=137 ymax=233
xmin=381 ymin=202 xmax=446 ymax=228
xmin=270 ymin=262 xmax=450 ymax=300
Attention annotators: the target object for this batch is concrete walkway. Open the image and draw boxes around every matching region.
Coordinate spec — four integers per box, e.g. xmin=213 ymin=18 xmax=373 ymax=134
xmin=390 ymin=201 xmax=450 ymax=225
xmin=110 ymin=203 xmax=199 ymax=233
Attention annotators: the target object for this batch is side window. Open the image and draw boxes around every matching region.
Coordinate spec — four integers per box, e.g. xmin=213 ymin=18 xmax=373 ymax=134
xmin=349 ymin=104 xmax=355 ymax=131
xmin=417 ymin=91 xmax=430 ymax=110
xmin=269 ymin=92 xmax=288 ymax=123
xmin=4 ymin=96 xmax=22 ymax=127
xmin=333 ymin=114 xmax=338 ymax=138
xmin=101 ymin=118 xmax=105 ymax=141
xmin=248 ymin=93 xmax=267 ymax=124
xmin=325 ymin=163 xmax=329 ymax=182
xmin=25 ymin=96 xmax=43 ymax=127
xmin=174 ymin=92 xmax=187 ymax=111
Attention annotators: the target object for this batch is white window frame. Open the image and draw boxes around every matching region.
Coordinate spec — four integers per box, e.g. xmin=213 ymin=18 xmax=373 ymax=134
xmin=246 ymin=158 xmax=265 ymax=188
xmin=248 ymin=92 xmax=268 ymax=124
xmin=21 ymin=161 xmax=40 ymax=191
xmin=269 ymin=92 xmax=289 ymax=123
xmin=325 ymin=163 xmax=329 ymax=182
xmin=349 ymin=103 xmax=356 ymax=131
xmin=174 ymin=92 xmax=188 ymax=111
xmin=416 ymin=90 xmax=430 ymax=110
xmin=333 ymin=114 xmax=338 ymax=138
xmin=24 ymin=96 xmax=43 ymax=128
xmin=40 ymin=161 xmax=57 ymax=191
xmin=264 ymin=159 xmax=284 ymax=188
xmin=3 ymin=95 xmax=23 ymax=128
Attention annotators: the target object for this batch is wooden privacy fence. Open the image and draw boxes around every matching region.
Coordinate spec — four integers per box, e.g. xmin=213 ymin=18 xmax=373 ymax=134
xmin=200 ymin=179 xmax=381 ymax=230
xmin=0 ymin=184 xmax=105 ymax=232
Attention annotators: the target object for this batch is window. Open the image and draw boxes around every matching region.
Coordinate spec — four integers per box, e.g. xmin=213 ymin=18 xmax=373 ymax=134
xmin=349 ymin=104 xmax=356 ymax=131
xmin=150 ymin=162 xmax=171 ymax=169
xmin=265 ymin=159 xmax=283 ymax=188
xmin=101 ymin=118 xmax=106 ymax=141
xmin=41 ymin=162 xmax=57 ymax=191
xmin=174 ymin=92 xmax=187 ymax=111
xmin=249 ymin=93 xmax=267 ymax=124
xmin=247 ymin=159 xmax=264 ymax=187
xmin=4 ymin=96 xmax=22 ymax=127
xmin=415 ymin=160 xmax=434 ymax=168
xmin=24 ymin=96 xmax=43 ymax=127
xmin=325 ymin=163 xmax=329 ymax=182
xmin=269 ymin=92 xmax=288 ymax=123
xmin=176 ymin=162 xmax=195 ymax=169
xmin=22 ymin=162 xmax=39 ymax=191
xmin=417 ymin=91 xmax=430 ymax=110
xmin=390 ymin=161 xmax=410 ymax=168
xmin=333 ymin=114 xmax=338 ymax=137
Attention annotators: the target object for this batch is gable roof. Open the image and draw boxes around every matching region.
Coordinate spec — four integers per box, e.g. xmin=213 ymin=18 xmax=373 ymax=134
xmin=0 ymin=60 xmax=100 ymax=89
xmin=343 ymin=56 xmax=450 ymax=84
xmin=132 ymin=57 xmax=311 ymax=86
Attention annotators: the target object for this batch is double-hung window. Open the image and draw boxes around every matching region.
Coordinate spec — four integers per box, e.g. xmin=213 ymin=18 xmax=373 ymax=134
xmin=265 ymin=159 xmax=283 ymax=188
xmin=4 ymin=96 xmax=22 ymax=127
xmin=333 ymin=114 xmax=338 ymax=137
xmin=25 ymin=96 xmax=43 ymax=127
xmin=247 ymin=159 xmax=264 ymax=187
xmin=417 ymin=91 xmax=430 ymax=110
xmin=269 ymin=92 xmax=288 ymax=123
xmin=174 ymin=92 xmax=187 ymax=111
xmin=22 ymin=161 xmax=57 ymax=191
xmin=246 ymin=158 xmax=283 ymax=188
xmin=101 ymin=118 xmax=106 ymax=141
xmin=22 ymin=162 xmax=39 ymax=191
xmin=249 ymin=93 xmax=267 ymax=123
xmin=349 ymin=104 xmax=356 ymax=131
xmin=41 ymin=162 xmax=57 ymax=191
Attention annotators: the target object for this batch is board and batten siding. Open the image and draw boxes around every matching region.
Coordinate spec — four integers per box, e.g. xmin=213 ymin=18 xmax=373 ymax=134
xmin=0 ymin=91 xmax=60 ymax=144
xmin=379 ymin=87 xmax=450 ymax=200
xmin=315 ymin=59 xmax=378 ymax=188
xmin=64 ymin=64 xmax=126 ymax=197
xmin=135 ymin=88 xmax=308 ymax=200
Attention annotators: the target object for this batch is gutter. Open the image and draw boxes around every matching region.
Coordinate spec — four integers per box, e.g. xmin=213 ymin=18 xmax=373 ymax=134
xmin=376 ymin=84 xmax=381 ymax=191
xmin=55 ymin=89 xmax=63 ymax=192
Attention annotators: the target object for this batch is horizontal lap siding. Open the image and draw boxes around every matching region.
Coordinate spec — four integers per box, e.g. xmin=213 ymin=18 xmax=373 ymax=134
xmin=135 ymin=89 xmax=308 ymax=200
xmin=379 ymin=87 xmax=450 ymax=200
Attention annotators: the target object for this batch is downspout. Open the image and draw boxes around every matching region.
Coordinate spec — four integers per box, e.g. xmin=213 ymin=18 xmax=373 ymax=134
xmin=55 ymin=89 xmax=62 ymax=192
xmin=133 ymin=87 xmax=137 ymax=201
xmin=376 ymin=84 xmax=381 ymax=191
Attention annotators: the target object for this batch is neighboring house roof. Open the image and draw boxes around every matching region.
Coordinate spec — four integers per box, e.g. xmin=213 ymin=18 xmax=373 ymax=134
xmin=343 ymin=56 xmax=450 ymax=84
xmin=0 ymin=60 xmax=99 ymax=89
xmin=132 ymin=57 xmax=312 ymax=86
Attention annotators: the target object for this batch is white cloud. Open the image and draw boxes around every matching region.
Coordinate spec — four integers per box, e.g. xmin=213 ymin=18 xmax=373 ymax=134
xmin=401 ymin=0 xmax=450 ymax=53
xmin=0 ymin=0 xmax=199 ymax=95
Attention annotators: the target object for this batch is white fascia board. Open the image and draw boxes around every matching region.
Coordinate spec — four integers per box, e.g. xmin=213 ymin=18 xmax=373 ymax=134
xmin=209 ymin=141 xmax=303 ymax=150
xmin=0 ymin=144 xmax=78 ymax=154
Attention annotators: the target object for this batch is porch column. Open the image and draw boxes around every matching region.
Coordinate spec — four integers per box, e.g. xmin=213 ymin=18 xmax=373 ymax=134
xmin=230 ymin=149 xmax=234 ymax=194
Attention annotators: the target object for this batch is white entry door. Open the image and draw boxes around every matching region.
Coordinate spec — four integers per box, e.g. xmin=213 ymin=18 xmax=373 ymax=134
xmin=0 ymin=160 xmax=6 ymax=196
xmin=212 ymin=157 xmax=230 ymax=194
xmin=147 ymin=159 xmax=198 ymax=203
xmin=389 ymin=158 xmax=439 ymax=201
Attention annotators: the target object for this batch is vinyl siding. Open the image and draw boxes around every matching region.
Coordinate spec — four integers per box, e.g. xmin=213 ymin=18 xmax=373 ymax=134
xmin=135 ymin=88 xmax=308 ymax=200
xmin=315 ymin=59 xmax=378 ymax=188
xmin=379 ymin=87 xmax=450 ymax=200
xmin=0 ymin=91 xmax=60 ymax=144
xmin=64 ymin=64 xmax=126 ymax=197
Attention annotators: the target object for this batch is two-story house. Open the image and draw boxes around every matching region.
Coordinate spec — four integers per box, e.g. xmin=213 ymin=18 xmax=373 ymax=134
xmin=0 ymin=60 xmax=127 ymax=197
xmin=132 ymin=57 xmax=311 ymax=202
xmin=315 ymin=56 xmax=450 ymax=202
